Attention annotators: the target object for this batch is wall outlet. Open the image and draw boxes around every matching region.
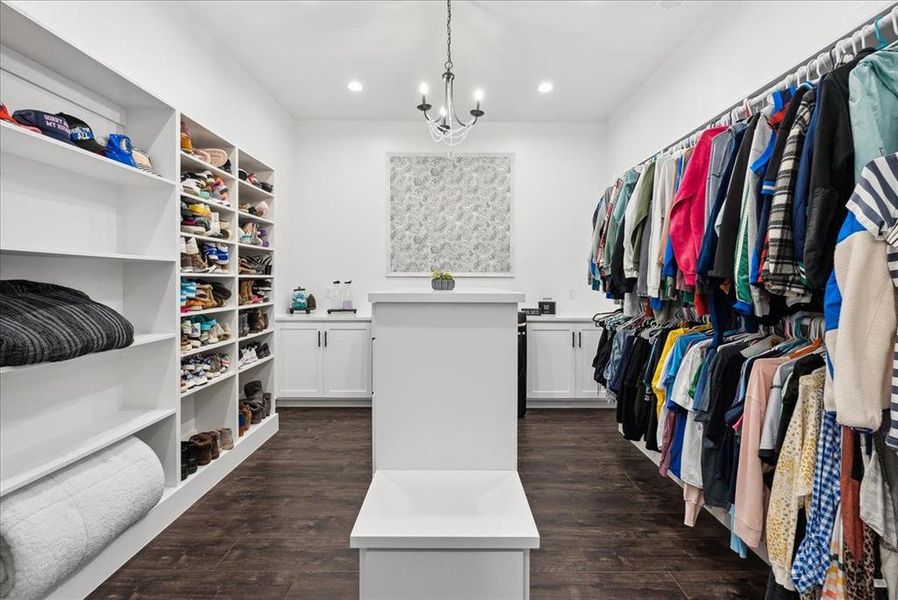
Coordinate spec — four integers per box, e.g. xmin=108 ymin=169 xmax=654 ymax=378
xmin=568 ymin=288 xmax=575 ymax=300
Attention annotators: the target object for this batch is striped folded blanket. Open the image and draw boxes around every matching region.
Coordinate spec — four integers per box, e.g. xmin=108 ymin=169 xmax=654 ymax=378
xmin=0 ymin=280 xmax=134 ymax=367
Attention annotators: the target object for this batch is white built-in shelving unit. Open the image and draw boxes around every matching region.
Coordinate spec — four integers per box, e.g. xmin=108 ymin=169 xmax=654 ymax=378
xmin=177 ymin=115 xmax=277 ymax=449
xmin=0 ymin=4 xmax=278 ymax=598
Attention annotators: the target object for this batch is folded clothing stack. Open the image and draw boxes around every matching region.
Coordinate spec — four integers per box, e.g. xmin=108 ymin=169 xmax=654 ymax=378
xmin=0 ymin=436 xmax=164 ymax=600
xmin=0 ymin=280 xmax=134 ymax=367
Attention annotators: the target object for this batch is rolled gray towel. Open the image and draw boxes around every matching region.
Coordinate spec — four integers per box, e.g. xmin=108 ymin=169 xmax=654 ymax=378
xmin=0 ymin=436 xmax=164 ymax=599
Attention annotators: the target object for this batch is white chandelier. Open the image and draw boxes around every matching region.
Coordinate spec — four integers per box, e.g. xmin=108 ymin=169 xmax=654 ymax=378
xmin=416 ymin=0 xmax=484 ymax=147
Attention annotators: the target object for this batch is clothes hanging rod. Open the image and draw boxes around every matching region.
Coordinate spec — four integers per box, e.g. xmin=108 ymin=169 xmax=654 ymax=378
xmin=634 ymin=3 xmax=898 ymax=167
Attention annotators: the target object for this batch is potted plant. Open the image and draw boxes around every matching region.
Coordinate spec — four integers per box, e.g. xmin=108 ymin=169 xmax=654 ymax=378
xmin=431 ymin=271 xmax=456 ymax=291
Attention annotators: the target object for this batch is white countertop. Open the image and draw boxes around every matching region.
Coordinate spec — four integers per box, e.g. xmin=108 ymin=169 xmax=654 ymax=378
xmin=350 ymin=470 xmax=539 ymax=550
xmin=368 ymin=288 xmax=525 ymax=304
xmin=275 ymin=313 xmax=370 ymax=322
xmin=526 ymin=315 xmax=597 ymax=323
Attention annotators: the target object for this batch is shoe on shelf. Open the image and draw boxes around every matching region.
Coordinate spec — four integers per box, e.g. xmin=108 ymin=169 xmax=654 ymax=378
xmin=262 ymin=392 xmax=272 ymax=418
xmin=254 ymin=200 xmax=271 ymax=219
xmin=242 ymin=400 xmax=264 ymax=425
xmin=189 ymin=433 xmax=214 ymax=466
xmin=181 ymin=440 xmax=198 ymax=475
xmin=218 ymin=427 xmax=234 ymax=451
xmin=206 ymin=430 xmax=221 ymax=460
xmin=244 ymin=380 xmax=263 ymax=401
xmin=180 ymin=121 xmax=194 ymax=154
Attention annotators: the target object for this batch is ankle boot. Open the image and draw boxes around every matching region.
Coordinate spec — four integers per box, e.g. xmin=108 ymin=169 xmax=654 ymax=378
xmin=242 ymin=400 xmax=264 ymax=424
xmin=244 ymin=380 xmax=263 ymax=400
xmin=181 ymin=440 xmax=198 ymax=475
xmin=262 ymin=392 xmax=272 ymax=418
xmin=189 ymin=433 xmax=214 ymax=466
xmin=206 ymin=430 xmax=220 ymax=460
xmin=218 ymin=427 xmax=234 ymax=450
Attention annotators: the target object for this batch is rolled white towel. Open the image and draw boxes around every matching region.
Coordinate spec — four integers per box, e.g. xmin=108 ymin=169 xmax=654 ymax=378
xmin=0 ymin=436 xmax=164 ymax=600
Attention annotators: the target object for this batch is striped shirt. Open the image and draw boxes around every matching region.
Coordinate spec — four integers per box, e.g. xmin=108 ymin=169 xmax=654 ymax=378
xmin=763 ymin=89 xmax=817 ymax=298
xmin=844 ymin=153 xmax=898 ymax=448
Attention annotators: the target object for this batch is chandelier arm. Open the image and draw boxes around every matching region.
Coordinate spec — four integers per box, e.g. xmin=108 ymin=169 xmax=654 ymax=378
xmin=453 ymin=111 xmax=476 ymax=127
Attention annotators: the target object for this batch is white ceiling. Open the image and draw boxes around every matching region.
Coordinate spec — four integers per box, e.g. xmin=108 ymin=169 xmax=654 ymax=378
xmin=182 ymin=1 xmax=718 ymax=122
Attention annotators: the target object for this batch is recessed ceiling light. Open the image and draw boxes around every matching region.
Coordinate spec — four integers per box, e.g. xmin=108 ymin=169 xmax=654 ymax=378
xmin=537 ymin=81 xmax=554 ymax=94
xmin=347 ymin=80 xmax=363 ymax=92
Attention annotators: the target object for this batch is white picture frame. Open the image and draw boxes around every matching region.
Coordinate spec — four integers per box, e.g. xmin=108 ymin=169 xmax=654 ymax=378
xmin=386 ymin=152 xmax=514 ymax=277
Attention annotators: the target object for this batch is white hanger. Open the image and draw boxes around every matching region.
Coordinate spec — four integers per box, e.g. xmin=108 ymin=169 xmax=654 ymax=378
xmin=892 ymin=7 xmax=898 ymax=37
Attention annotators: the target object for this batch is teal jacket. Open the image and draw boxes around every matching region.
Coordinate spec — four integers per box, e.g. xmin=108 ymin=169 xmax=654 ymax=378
xmin=849 ymin=47 xmax=898 ymax=179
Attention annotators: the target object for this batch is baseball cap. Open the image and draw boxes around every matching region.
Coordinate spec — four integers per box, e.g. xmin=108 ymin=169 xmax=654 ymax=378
xmin=57 ymin=113 xmax=106 ymax=155
xmin=12 ymin=109 xmax=71 ymax=143
xmin=105 ymin=133 xmax=136 ymax=167
xmin=0 ymin=103 xmax=40 ymax=134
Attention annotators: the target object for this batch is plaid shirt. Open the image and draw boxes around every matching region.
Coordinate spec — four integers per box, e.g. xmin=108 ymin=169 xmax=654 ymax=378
xmin=791 ymin=409 xmax=841 ymax=592
xmin=763 ymin=89 xmax=817 ymax=297
xmin=845 ymin=153 xmax=898 ymax=448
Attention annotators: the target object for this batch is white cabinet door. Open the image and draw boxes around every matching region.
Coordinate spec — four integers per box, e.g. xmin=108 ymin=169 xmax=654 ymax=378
xmin=277 ymin=324 xmax=323 ymax=398
xmin=527 ymin=324 xmax=576 ymax=398
xmin=576 ymin=326 xmax=603 ymax=398
xmin=323 ymin=323 xmax=371 ymax=397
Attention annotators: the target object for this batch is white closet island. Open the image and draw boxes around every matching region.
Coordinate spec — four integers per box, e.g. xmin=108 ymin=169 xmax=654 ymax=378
xmin=352 ymin=288 xmax=539 ymax=599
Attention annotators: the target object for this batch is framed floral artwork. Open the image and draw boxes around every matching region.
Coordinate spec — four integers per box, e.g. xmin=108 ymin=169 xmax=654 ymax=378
xmin=387 ymin=153 xmax=513 ymax=276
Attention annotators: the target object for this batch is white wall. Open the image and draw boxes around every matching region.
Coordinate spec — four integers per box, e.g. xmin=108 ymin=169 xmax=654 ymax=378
xmin=605 ymin=0 xmax=894 ymax=175
xmin=285 ymin=121 xmax=615 ymax=316
xmin=7 ymin=1 xmax=293 ymax=175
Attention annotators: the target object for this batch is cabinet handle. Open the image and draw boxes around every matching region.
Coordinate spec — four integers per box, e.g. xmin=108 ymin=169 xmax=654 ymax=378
xmin=324 ymin=331 xmax=328 ymax=347
xmin=317 ymin=331 xmax=321 ymax=347
xmin=578 ymin=331 xmax=582 ymax=348
xmin=572 ymin=331 xmax=575 ymax=348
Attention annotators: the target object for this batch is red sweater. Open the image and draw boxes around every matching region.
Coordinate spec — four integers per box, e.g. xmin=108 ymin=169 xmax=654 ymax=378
xmin=668 ymin=126 xmax=727 ymax=286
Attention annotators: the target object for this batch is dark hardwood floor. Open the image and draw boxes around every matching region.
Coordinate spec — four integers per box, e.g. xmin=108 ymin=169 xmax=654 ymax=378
xmin=90 ymin=408 xmax=768 ymax=599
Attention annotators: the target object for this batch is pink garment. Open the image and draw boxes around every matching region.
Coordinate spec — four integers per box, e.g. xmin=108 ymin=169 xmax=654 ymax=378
xmin=659 ymin=409 xmax=677 ymax=477
xmin=667 ymin=126 xmax=727 ymax=286
xmin=684 ymin=483 xmax=705 ymax=527
xmin=733 ymin=356 xmax=789 ymax=548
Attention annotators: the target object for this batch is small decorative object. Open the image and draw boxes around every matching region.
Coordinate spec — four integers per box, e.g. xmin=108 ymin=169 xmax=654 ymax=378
xmin=538 ymin=298 xmax=556 ymax=315
xmin=431 ymin=271 xmax=456 ymax=291
xmin=289 ymin=287 xmax=311 ymax=314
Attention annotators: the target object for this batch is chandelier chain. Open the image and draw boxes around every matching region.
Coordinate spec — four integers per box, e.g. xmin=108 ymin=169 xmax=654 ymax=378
xmin=444 ymin=0 xmax=453 ymax=71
